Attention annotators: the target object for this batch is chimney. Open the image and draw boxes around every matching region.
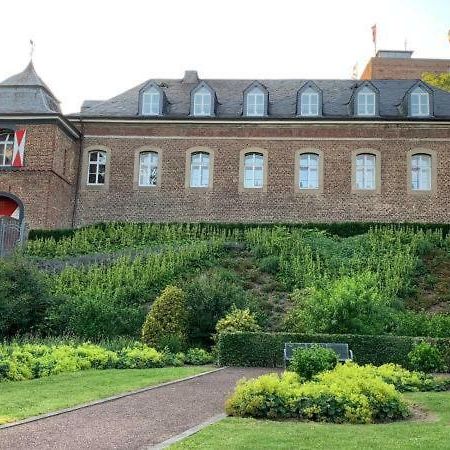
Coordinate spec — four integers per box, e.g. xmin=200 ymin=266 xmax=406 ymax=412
xmin=182 ymin=70 xmax=199 ymax=84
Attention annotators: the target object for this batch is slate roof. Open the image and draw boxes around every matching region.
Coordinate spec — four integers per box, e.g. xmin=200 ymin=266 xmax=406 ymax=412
xmin=75 ymin=75 xmax=450 ymax=120
xmin=0 ymin=61 xmax=61 ymax=114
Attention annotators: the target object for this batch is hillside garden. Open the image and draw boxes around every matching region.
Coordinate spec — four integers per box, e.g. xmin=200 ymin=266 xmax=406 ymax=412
xmin=1 ymin=222 xmax=450 ymax=433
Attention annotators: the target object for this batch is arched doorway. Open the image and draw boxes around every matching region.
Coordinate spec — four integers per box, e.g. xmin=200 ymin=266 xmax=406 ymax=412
xmin=0 ymin=193 xmax=25 ymax=256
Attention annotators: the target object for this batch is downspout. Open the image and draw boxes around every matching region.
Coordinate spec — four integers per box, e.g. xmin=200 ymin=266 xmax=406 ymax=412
xmin=71 ymin=119 xmax=84 ymax=228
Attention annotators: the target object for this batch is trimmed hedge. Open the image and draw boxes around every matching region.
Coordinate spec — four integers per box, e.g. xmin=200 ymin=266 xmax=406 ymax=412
xmin=28 ymin=221 xmax=450 ymax=241
xmin=217 ymin=332 xmax=450 ymax=369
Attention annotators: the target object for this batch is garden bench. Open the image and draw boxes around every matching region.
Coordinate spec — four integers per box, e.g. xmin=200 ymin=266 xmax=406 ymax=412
xmin=283 ymin=342 xmax=353 ymax=368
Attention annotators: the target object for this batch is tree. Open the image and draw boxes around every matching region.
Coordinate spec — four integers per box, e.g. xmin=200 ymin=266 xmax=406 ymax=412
xmin=422 ymin=72 xmax=450 ymax=92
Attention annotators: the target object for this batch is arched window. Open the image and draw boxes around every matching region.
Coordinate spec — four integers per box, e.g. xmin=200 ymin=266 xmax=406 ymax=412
xmin=193 ymin=87 xmax=212 ymax=116
xmin=410 ymin=87 xmax=430 ymax=117
xmin=139 ymin=152 xmax=159 ymax=186
xmin=87 ymin=151 xmax=106 ymax=185
xmin=411 ymin=154 xmax=431 ymax=190
xmin=299 ymin=153 xmax=319 ymax=189
xmin=142 ymin=87 xmax=161 ymax=116
xmin=357 ymin=87 xmax=376 ymax=116
xmin=244 ymin=152 xmax=264 ymax=188
xmin=190 ymin=152 xmax=210 ymax=187
xmin=355 ymin=153 xmax=376 ymax=190
xmin=300 ymin=88 xmax=319 ymax=116
xmin=246 ymin=87 xmax=265 ymax=116
xmin=0 ymin=133 xmax=14 ymax=166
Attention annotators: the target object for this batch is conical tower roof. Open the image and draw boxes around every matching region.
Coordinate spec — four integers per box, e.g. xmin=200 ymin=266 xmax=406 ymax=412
xmin=0 ymin=61 xmax=61 ymax=114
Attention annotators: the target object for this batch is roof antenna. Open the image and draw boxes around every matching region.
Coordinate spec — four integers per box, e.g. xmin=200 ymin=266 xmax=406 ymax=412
xmin=29 ymin=39 xmax=35 ymax=61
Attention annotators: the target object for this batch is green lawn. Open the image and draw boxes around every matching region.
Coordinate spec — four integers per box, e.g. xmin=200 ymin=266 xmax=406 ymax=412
xmin=0 ymin=366 xmax=213 ymax=425
xmin=172 ymin=392 xmax=450 ymax=450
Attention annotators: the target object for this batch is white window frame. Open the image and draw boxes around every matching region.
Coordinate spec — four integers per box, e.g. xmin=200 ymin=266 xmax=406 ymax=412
xmin=139 ymin=151 xmax=159 ymax=187
xmin=246 ymin=88 xmax=265 ymax=116
xmin=355 ymin=154 xmax=376 ymax=190
xmin=244 ymin=152 xmax=264 ymax=188
xmin=142 ymin=87 xmax=161 ymax=116
xmin=357 ymin=87 xmax=376 ymax=116
xmin=410 ymin=88 xmax=430 ymax=117
xmin=0 ymin=133 xmax=14 ymax=167
xmin=411 ymin=154 xmax=431 ymax=191
xmin=190 ymin=152 xmax=210 ymax=187
xmin=193 ymin=87 xmax=212 ymax=116
xmin=87 ymin=151 xmax=107 ymax=185
xmin=300 ymin=89 xmax=319 ymax=116
xmin=299 ymin=153 xmax=319 ymax=189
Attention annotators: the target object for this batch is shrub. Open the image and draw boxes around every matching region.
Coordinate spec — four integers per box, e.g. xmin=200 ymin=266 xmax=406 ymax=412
xmin=217 ymin=332 xmax=450 ymax=369
xmin=289 ymin=346 xmax=338 ymax=380
xmin=215 ymin=307 xmax=261 ymax=335
xmin=184 ymin=269 xmax=256 ymax=345
xmin=408 ymin=342 xmax=446 ymax=373
xmin=258 ymin=256 xmax=280 ymax=274
xmin=185 ymin=348 xmax=215 ymax=365
xmin=142 ymin=286 xmax=188 ymax=352
xmin=116 ymin=345 xmax=164 ymax=369
xmin=285 ymin=272 xmax=393 ymax=335
xmin=162 ymin=351 xmax=185 ymax=367
xmin=0 ymin=257 xmax=54 ymax=338
xmin=225 ymin=364 xmax=409 ymax=424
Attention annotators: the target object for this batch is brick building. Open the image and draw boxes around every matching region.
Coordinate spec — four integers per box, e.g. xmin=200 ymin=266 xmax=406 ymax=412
xmin=362 ymin=50 xmax=450 ymax=80
xmin=0 ymin=61 xmax=450 ymax=230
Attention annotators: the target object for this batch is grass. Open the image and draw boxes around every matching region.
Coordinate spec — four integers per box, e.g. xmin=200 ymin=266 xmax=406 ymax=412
xmin=172 ymin=391 xmax=450 ymax=450
xmin=0 ymin=366 xmax=213 ymax=425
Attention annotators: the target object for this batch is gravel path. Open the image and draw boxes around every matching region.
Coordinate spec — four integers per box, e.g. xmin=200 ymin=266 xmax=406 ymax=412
xmin=0 ymin=367 xmax=275 ymax=450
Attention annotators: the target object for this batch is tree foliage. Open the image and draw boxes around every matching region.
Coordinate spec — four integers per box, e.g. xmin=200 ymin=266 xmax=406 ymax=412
xmin=422 ymin=72 xmax=450 ymax=92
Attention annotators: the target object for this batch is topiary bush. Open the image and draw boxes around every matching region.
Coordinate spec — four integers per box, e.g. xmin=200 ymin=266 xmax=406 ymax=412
xmin=225 ymin=363 xmax=410 ymax=424
xmin=215 ymin=307 xmax=261 ymax=335
xmin=142 ymin=285 xmax=188 ymax=352
xmin=408 ymin=341 xmax=446 ymax=373
xmin=289 ymin=346 xmax=338 ymax=380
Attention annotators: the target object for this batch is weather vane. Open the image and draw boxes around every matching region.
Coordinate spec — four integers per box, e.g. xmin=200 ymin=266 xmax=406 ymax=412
xmin=30 ymin=40 xmax=35 ymax=60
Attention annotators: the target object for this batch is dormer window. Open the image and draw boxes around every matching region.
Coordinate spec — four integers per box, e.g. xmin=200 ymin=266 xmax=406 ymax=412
xmin=356 ymin=86 xmax=376 ymax=116
xmin=410 ymin=87 xmax=430 ymax=117
xmin=141 ymin=84 xmax=163 ymax=116
xmin=300 ymin=87 xmax=320 ymax=116
xmin=193 ymin=87 xmax=212 ymax=116
xmin=245 ymin=85 xmax=267 ymax=117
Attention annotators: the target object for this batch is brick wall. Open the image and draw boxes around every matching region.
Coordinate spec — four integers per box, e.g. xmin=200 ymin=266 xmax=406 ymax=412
xmin=362 ymin=57 xmax=450 ymax=80
xmin=73 ymin=121 xmax=450 ymax=226
xmin=0 ymin=123 xmax=80 ymax=229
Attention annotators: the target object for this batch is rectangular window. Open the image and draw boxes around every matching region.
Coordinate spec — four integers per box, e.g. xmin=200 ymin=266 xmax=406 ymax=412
xmin=190 ymin=152 xmax=210 ymax=187
xmin=246 ymin=91 xmax=265 ymax=116
xmin=411 ymin=154 xmax=431 ymax=190
xmin=0 ymin=134 xmax=14 ymax=167
xmin=142 ymin=90 xmax=160 ymax=115
xmin=300 ymin=92 xmax=319 ymax=116
xmin=411 ymin=92 xmax=430 ymax=116
xmin=355 ymin=154 xmax=376 ymax=190
xmin=139 ymin=152 xmax=158 ymax=186
xmin=244 ymin=153 xmax=264 ymax=188
xmin=87 ymin=151 xmax=106 ymax=185
xmin=299 ymin=153 xmax=319 ymax=189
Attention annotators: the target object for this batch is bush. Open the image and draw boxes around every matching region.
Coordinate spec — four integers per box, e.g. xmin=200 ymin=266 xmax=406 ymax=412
xmin=225 ymin=364 xmax=409 ymax=423
xmin=217 ymin=332 xmax=450 ymax=369
xmin=185 ymin=348 xmax=215 ymax=365
xmin=289 ymin=346 xmax=338 ymax=380
xmin=215 ymin=307 xmax=261 ymax=335
xmin=408 ymin=342 xmax=446 ymax=373
xmin=142 ymin=286 xmax=188 ymax=352
xmin=0 ymin=257 xmax=54 ymax=338
xmin=258 ymin=256 xmax=280 ymax=274
xmin=285 ymin=272 xmax=393 ymax=335
xmin=184 ymin=269 xmax=256 ymax=345
xmin=116 ymin=345 xmax=164 ymax=369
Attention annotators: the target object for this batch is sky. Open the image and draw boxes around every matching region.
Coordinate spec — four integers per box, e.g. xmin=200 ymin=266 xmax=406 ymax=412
xmin=1 ymin=0 xmax=449 ymax=113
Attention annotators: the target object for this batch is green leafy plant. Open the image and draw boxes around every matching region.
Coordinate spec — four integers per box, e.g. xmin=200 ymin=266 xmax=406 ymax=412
xmin=185 ymin=348 xmax=214 ymax=365
xmin=408 ymin=341 xmax=446 ymax=373
xmin=215 ymin=307 xmax=261 ymax=335
xmin=289 ymin=346 xmax=338 ymax=380
xmin=142 ymin=286 xmax=188 ymax=352
xmin=225 ymin=363 xmax=410 ymax=423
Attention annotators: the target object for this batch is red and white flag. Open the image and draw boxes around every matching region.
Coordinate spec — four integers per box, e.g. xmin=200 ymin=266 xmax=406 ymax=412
xmin=371 ymin=24 xmax=377 ymax=44
xmin=12 ymin=129 xmax=26 ymax=167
